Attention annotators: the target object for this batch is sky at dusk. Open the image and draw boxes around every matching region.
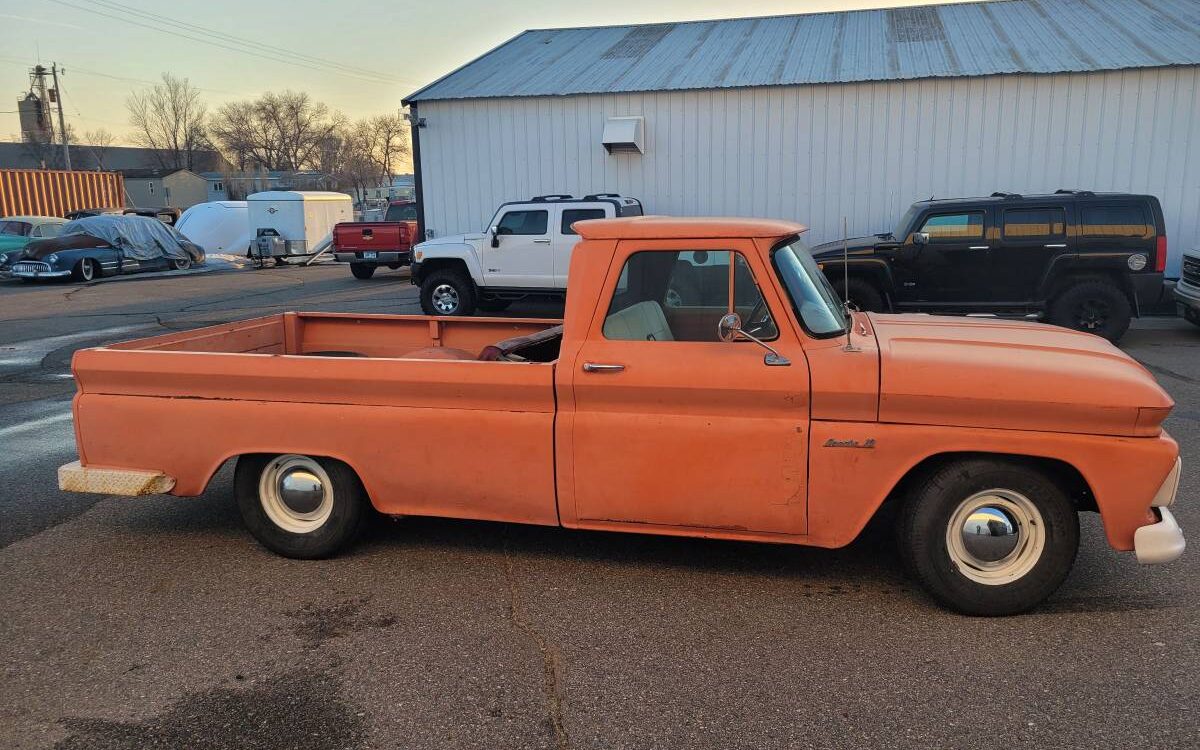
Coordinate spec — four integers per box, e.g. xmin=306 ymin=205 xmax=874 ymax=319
xmin=1 ymin=0 xmax=976 ymax=145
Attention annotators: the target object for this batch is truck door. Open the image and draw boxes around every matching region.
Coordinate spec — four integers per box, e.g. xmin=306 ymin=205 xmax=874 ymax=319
xmin=555 ymin=206 xmax=606 ymax=286
xmin=989 ymin=204 xmax=1069 ymax=303
xmin=563 ymin=240 xmax=810 ymax=535
xmin=484 ymin=206 xmax=553 ymax=288
xmin=909 ymin=209 xmax=990 ymax=304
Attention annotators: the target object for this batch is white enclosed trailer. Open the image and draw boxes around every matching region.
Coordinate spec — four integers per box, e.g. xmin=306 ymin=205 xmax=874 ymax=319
xmin=176 ymin=201 xmax=251 ymax=255
xmin=247 ymin=191 xmax=352 ymax=265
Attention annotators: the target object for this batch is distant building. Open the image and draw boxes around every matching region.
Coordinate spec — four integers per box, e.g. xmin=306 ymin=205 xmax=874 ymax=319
xmin=0 ymin=141 xmax=231 ymax=173
xmin=198 ymin=171 xmax=332 ymax=201
xmin=404 ymin=0 xmax=1200 ymax=276
xmin=121 ymin=168 xmax=208 ymax=209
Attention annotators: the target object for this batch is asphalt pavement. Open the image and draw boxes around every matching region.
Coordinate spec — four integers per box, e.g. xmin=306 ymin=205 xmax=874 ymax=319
xmin=0 ymin=263 xmax=1196 ymax=749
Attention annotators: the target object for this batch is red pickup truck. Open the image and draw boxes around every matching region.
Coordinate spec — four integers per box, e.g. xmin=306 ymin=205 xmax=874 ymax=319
xmin=332 ymin=200 xmax=418 ymax=279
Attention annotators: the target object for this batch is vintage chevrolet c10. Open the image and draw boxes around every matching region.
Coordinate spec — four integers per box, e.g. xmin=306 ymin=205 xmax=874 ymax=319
xmin=59 ymin=217 xmax=1185 ymax=615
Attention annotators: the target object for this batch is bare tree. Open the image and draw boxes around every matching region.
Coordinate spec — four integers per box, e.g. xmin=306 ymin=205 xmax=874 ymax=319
xmin=210 ymin=91 xmax=345 ymax=172
xmin=83 ymin=128 xmax=118 ymax=170
xmin=126 ymin=73 xmax=208 ymax=170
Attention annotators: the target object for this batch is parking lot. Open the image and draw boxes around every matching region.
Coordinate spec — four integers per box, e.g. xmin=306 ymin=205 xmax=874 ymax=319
xmin=0 ymin=264 xmax=1196 ymax=750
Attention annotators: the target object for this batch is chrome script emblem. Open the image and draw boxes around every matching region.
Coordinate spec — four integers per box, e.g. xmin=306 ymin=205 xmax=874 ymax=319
xmin=823 ymin=438 xmax=876 ymax=449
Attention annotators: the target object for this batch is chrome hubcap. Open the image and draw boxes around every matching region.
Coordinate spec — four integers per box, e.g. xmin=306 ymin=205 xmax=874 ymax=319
xmin=432 ymin=284 xmax=460 ymax=314
xmin=946 ymin=489 xmax=1045 ymax=585
xmin=258 ymin=455 xmax=333 ymax=533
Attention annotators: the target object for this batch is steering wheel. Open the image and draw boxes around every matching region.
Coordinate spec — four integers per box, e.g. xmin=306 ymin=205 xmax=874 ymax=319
xmin=744 ymin=297 xmax=771 ymax=335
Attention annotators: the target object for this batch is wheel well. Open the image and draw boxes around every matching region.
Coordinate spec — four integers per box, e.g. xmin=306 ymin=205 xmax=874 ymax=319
xmin=885 ymin=451 xmax=1097 ymax=513
xmin=415 ymin=258 xmax=470 ymax=285
xmin=1048 ymin=271 xmax=1134 ymax=307
xmin=831 ymin=270 xmax=893 ymax=311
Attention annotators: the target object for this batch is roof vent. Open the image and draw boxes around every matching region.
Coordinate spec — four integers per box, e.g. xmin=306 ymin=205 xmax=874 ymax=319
xmin=602 ymin=116 xmax=644 ymax=155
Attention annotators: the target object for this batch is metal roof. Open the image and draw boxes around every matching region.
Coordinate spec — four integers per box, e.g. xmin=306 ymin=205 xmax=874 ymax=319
xmin=405 ymin=0 xmax=1200 ymax=103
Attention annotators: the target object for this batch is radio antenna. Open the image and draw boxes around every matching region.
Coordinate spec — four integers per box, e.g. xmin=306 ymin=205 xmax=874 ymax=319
xmin=842 ymin=216 xmax=860 ymax=352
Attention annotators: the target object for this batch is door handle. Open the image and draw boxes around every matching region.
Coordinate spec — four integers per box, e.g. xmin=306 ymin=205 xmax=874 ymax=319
xmin=1044 ymin=243 xmax=1067 ymax=248
xmin=532 ymin=238 xmax=551 ymax=244
xmin=968 ymin=245 xmax=990 ymax=250
xmin=582 ymin=362 xmax=625 ymax=373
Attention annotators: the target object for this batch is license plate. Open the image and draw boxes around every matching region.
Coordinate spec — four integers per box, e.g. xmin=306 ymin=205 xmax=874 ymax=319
xmin=362 ymin=251 xmax=377 ymax=260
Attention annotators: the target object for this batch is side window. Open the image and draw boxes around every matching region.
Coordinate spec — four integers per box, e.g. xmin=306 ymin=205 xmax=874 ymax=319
xmin=920 ymin=212 xmax=984 ymax=240
xmin=561 ymin=208 xmax=606 ymax=235
xmin=1081 ymin=204 xmax=1149 ymax=237
xmin=602 ymin=250 xmax=777 ymax=342
xmin=495 ymin=210 xmax=548 ymax=236
xmin=1002 ymin=208 xmax=1066 ymax=238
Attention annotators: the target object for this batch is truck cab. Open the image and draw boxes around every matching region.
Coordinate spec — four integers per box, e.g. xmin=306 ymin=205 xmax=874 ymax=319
xmin=812 ymin=191 xmax=1168 ymax=341
xmin=411 ymin=194 xmax=642 ymax=314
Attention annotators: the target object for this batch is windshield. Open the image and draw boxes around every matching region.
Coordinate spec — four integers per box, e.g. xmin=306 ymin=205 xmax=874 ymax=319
xmin=772 ymin=235 xmax=848 ymax=338
xmin=892 ymin=205 xmax=919 ymax=239
xmin=0 ymin=221 xmax=31 ymax=236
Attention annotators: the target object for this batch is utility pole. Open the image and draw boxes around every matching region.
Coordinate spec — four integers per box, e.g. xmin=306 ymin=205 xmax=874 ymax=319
xmin=50 ymin=63 xmax=71 ymax=170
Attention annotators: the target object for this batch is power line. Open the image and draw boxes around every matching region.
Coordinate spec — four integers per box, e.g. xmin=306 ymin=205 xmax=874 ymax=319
xmin=45 ymin=0 xmax=411 ymax=87
xmin=87 ymin=0 xmax=420 ymax=87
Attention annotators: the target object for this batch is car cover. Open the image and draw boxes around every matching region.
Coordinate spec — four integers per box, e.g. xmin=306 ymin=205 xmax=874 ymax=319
xmin=22 ymin=215 xmax=204 ymax=262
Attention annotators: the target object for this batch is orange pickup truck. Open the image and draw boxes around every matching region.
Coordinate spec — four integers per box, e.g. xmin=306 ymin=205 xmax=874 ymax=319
xmin=59 ymin=216 xmax=1184 ymax=615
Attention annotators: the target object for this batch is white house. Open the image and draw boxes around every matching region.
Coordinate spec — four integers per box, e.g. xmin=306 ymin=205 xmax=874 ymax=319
xmin=403 ymin=0 xmax=1200 ymax=276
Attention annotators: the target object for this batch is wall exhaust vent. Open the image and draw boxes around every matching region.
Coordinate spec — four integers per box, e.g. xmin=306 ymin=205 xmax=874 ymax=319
xmin=602 ymin=116 xmax=644 ymax=154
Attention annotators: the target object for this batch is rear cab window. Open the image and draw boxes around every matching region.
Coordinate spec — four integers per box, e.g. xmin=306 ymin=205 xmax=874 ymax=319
xmin=384 ymin=204 xmax=417 ymax=222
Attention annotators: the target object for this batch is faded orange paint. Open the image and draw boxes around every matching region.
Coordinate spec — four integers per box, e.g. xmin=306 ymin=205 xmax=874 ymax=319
xmin=68 ymin=217 xmax=1179 ymax=556
xmin=0 ymin=169 xmax=124 ymax=217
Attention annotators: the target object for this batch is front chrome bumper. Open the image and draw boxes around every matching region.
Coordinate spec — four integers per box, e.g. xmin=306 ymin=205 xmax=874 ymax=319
xmin=58 ymin=460 xmax=176 ymax=496
xmin=1134 ymin=456 xmax=1184 ymax=564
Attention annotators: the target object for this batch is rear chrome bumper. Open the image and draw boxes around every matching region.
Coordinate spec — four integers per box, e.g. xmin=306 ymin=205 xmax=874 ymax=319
xmin=1134 ymin=456 xmax=1184 ymax=564
xmin=58 ymin=460 xmax=176 ymax=496
xmin=334 ymin=251 xmax=410 ymax=264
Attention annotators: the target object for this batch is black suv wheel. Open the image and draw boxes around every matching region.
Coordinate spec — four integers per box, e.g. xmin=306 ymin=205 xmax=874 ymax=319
xmin=1048 ymin=279 xmax=1132 ymax=342
xmin=420 ymin=269 xmax=476 ymax=316
xmin=832 ymin=277 xmax=885 ymax=312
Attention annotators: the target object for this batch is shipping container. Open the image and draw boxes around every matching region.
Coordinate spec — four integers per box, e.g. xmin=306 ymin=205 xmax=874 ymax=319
xmin=0 ymin=169 xmax=125 ymax=218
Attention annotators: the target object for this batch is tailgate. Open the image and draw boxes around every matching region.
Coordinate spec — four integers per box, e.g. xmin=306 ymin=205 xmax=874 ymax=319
xmin=333 ymin=222 xmax=411 ymax=252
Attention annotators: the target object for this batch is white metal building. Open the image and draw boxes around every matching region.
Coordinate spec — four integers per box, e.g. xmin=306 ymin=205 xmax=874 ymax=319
xmin=404 ymin=0 xmax=1200 ymax=276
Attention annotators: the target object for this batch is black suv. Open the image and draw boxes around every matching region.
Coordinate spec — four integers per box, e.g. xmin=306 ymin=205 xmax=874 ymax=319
xmin=812 ymin=191 xmax=1167 ymax=341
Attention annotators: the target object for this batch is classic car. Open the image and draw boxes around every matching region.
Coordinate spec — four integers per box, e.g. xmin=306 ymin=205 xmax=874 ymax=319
xmin=56 ymin=216 xmax=1184 ymax=616
xmin=0 ymin=216 xmax=67 ymax=272
xmin=10 ymin=214 xmax=204 ymax=282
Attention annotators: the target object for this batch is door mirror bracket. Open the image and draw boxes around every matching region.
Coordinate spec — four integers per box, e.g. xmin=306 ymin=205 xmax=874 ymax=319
xmin=717 ymin=313 xmax=790 ymax=367
xmin=489 ymin=226 xmax=500 ymax=248
xmin=912 ymin=231 xmax=930 ymax=246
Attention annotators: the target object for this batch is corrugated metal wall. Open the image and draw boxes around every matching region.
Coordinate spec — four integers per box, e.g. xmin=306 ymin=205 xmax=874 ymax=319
xmin=417 ymin=66 xmax=1199 ymax=276
xmin=0 ymin=169 xmax=125 ymax=218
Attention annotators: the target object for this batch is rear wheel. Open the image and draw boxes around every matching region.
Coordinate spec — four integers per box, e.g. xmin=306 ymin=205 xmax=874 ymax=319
xmin=170 ymin=256 xmax=192 ymax=271
xmin=71 ymin=258 xmax=96 ymax=282
xmin=420 ymin=269 xmax=476 ymax=316
xmin=1048 ymin=279 xmax=1131 ymax=342
xmin=897 ymin=457 xmax=1079 ymax=616
xmin=235 ymin=454 xmax=368 ymax=559
xmin=350 ymin=264 xmax=376 ymax=280
xmin=832 ymin=277 xmax=885 ymax=312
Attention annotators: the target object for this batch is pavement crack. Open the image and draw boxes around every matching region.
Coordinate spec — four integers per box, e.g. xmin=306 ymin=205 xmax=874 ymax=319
xmin=502 ymin=539 xmax=569 ymax=750
xmin=1136 ymin=359 xmax=1198 ymax=385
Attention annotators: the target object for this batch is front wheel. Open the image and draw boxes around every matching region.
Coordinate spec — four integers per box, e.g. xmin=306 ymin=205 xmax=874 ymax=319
xmin=832 ymin=277 xmax=885 ymax=312
xmin=71 ymin=258 xmax=96 ymax=282
xmin=235 ymin=454 xmax=368 ymax=559
xmin=350 ymin=264 xmax=376 ymax=280
xmin=420 ymin=269 xmax=476 ymax=316
xmin=897 ymin=458 xmax=1079 ymax=616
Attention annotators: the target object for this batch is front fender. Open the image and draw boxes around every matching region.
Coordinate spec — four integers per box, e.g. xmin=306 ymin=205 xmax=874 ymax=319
xmin=415 ymin=241 xmax=485 ymax=285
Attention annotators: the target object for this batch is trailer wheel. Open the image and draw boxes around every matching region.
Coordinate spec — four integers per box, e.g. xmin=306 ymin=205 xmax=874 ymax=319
xmin=420 ymin=269 xmax=476 ymax=315
xmin=235 ymin=454 xmax=368 ymax=559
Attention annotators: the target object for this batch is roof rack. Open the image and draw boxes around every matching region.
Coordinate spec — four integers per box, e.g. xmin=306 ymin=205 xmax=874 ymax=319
xmin=530 ymin=194 xmax=575 ymax=202
xmin=1054 ymin=189 xmax=1095 ymax=196
xmin=991 ymin=191 xmax=1023 ymax=199
xmin=583 ymin=193 xmax=621 ymax=200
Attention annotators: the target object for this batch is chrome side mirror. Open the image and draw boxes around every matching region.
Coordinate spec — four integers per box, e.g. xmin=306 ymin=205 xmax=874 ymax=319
xmin=490 ymin=226 xmax=500 ymax=248
xmin=717 ymin=313 xmax=790 ymax=366
xmin=912 ymin=231 xmax=930 ymax=246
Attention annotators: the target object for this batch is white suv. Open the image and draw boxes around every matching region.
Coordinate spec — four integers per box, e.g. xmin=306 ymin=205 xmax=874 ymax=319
xmin=411 ymin=194 xmax=643 ymax=315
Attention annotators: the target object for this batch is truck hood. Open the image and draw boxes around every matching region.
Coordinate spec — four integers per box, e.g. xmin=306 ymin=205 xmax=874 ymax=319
xmin=811 ymin=235 xmax=888 ymax=258
xmin=870 ymin=314 xmax=1173 ymax=437
xmin=415 ymin=232 xmax=485 ymax=250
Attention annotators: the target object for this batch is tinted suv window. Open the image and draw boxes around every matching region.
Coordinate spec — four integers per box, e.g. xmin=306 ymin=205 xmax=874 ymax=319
xmin=561 ymin=209 xmax=606 ymax=235
xmin=920 ymin=212 xmax=984 ymax=240
xmin=1081 ymin=204 xmax=1149 ymax=237
xmin=496 ymin=210 xmax=548 ymax=235
xmin=1003 ymin=208 xmax=1066 ymax=238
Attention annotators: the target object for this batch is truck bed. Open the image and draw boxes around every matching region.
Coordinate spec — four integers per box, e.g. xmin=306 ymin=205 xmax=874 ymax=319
xmin=71 ymin=312 xmax=564 ymax=526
